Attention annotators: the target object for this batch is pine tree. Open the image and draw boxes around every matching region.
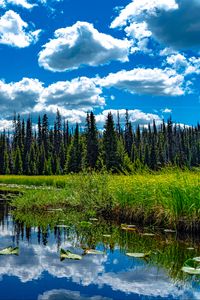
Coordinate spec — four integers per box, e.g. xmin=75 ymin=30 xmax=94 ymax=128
xmin=103 ymin=112 xmax=119 ymax=172
xmin=14 ymin=146 xmax=23 ymax=175
xmin=85 ymin=112 xmax=99 ymax=169
xmin=65 ymin=123 xmax=82 ymax=173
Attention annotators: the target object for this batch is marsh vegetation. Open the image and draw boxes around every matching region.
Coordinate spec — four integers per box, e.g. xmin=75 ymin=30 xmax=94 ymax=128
xmin=0 ymin=170 xmax=198 ymax=233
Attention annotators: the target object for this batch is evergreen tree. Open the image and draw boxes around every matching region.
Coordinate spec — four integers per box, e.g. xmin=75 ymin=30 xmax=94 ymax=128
xmin=103 ymin=112 xmax=119 ymax=172
xmin=85 ymin=112 xmax=99 ymax=169
xmin=14 ymin=146 xmax=23 ymax=175
xmin=65 ymin=123 xmax=82 ymax=173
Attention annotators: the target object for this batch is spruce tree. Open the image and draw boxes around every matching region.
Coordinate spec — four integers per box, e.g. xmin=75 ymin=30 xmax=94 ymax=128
xmin=14 ymin=146 xmax=23 ymax=175
xmin=85 ymin=112 xmax=99 ymax=169
xmin=103 ymin=112 xmax=119 ymax=172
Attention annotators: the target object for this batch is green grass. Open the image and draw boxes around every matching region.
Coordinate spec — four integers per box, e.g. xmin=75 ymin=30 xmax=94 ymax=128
xmin=0 ymin=170 xmax=199 ymax=232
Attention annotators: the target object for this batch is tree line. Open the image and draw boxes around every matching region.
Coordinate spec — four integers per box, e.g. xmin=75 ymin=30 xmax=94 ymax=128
xmin=0 ymin=110 xmax=199 ymax=175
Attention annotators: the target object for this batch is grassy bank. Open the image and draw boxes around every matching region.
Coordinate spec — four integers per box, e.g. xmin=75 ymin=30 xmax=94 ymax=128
xmin=0 ymin=170 xmax=199 ymax=232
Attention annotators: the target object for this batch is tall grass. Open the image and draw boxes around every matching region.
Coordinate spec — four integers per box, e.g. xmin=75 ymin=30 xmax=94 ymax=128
xmin=3 ymin=170 xmax=200 ymax=232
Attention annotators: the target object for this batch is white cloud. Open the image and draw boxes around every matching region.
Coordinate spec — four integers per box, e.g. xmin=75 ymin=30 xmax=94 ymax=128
xmin=0 ymin=10 xmax=41 ymax=47
xmin=111 ymin=0 xmax=200 ymax=52
xmin=125 ymin=21 xmax=152 ymax=53
xmin=38 ymin=289 xmax=111 ymax=300
xmin=125 ymin=22 xmax=152 ymax=41
xmin=110 ymin=0 xmax=178 ymax=29
xmin=0 ymin=77 xmax=43 ymax=117
xmin=0 ymin=119 xmax=13 ymax=131
xmin=99 ymin=68 xmax=185 ymax=96
xmin=0 ymin=0 xmax=61 ymax=9
xmin=159 ymin=48 xmax=177 ymax=56
xmin=165 ymin=53 xmax=200 ymax=75
xmin=39 ymin=77 xmax=105 ymax=110
xmin=38 ymin=21 xmax=130 ymax=72
xmin=95 ymin=109 xmax=162 ymax=128
xmin=166 ymin=54 xmax=188 ymax=70
xmin=0 ymin=76 xmax=105 ymax=120
xmin=6 ymin=0 xmax=36 ymax=9
xmin=161 ymin=108 xmax=172 ymax=113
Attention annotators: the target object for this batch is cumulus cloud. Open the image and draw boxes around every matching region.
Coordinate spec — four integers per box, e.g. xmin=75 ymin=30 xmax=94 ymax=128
xmin=165 ymin=53 xmax=200 ymax=75
xmin=111 ymin=0 xmax=200 ymax=51
xmin=125 ymin=21 xmax=152 ymax=53
xmin=95 ymin=109 xmax=162 ymax=128
xmin=38 ymin=21 xmax=130 ymax=72
xmin=161 ymin=108 xmax=172 ymax=113
xmin=0 ymin=119 xmax=13 ymax=131
xmin=0 ymin=10 xmax=41 ymax=47
xmin=99 ymin=68 xmax=185 ymax=96
xmin=110 ymin=0 xmax=178 ymax=29
xmin=39 ymin=77 xmax=105 ymax=110
xmin=0 ymin=0 xmax=61 ymax=9
xmin=0 ymin=76 xmax=105 ymax=125
xmin=6 ymin=0 xmax=36 ymax=9
xmin=38 ymin=289 xmax=111 ymax=300
xmin=0 ymin=77 xmax=43 ymax=117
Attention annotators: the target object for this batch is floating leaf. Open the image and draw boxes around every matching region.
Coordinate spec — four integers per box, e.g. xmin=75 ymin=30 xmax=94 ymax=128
xmin=121 ymin=225 xmax=136 ymax=232
xmin=60 ymin=249 xmax=82 ymax=260
xmin=184 ymin=258 xmax=200 ymax=269
xmin=182 ymin=266 xmax=200 ymax=275
xmin=193 ymin=257 xmax=200 ymax=262
xmin=126 ymin=251 xmax=151 ymax=258
xmin=56 ymin=225 xmax=70 ymax=228
xmin=85 ymin=249 xmax=104 ymax=255
xmin=47 ymin=208 xmax=63 ymax=212
xmin=142 ymin=233 xmax=155 ymax=236
xmin=121 ymin=224 xmax=136 ymax=228
xmin=182 ymin=258 xmax=200 ymax=274
xmin=0 ymin=247 xmax=19 ymax=255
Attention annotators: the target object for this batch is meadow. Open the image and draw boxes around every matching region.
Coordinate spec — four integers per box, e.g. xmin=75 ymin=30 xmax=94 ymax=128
xmin=0 ymin=170 xmax=199 ymax=233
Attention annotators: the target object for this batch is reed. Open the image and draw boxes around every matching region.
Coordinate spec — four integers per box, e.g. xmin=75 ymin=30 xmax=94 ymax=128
xmin=0 ymin=170 xmax=198 ymax=232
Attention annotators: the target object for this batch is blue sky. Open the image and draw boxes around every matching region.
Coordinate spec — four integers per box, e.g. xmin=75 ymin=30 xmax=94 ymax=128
xmin=0 ymin=0 xmax=200 ymax=129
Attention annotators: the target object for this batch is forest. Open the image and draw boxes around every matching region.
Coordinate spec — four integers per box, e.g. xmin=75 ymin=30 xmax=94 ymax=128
xmin=0 ymin=110 xmax=199 ymax=175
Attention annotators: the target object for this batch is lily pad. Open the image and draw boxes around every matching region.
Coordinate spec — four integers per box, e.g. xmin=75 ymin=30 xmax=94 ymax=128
xmin=85 ymin=249 xmax=105 ymax=255
xmin=56 ymin=225 xmax=70 ymax=228
xmin=193 ymin=257 xmax=200 ymax=262
xmin=47 ymin=208 xmax=63 ymax=212
xmin=182 ymin=258 xmax=200 ymax=274
xmin=121 ymin=225 xmax=136 ymax=232
xmin=182 ymin=266 xmax=200 ymax=275
xmin=60 ymin=249 xmax=82 ymax=260
xmin=126 ymin=251 xmax=151 ymax=258
xmin=0 ymin=246 xmax=19 ymax=255
xmin=121 ymin=224 xmax=136 ymax=228
xmin=142 ymin=233 xmax=155 ymax=236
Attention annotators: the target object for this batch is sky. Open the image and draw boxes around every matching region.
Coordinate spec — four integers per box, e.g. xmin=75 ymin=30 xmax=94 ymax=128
xmin=0 ymin=0 xmax=200 ymax=129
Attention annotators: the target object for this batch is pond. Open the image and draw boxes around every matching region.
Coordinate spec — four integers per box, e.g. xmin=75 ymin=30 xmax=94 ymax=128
xmin=0 ymin=199 xmax=200 ymax=300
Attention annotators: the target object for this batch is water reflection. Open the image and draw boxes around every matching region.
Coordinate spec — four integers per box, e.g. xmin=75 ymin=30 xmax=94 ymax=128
xmin=0 ymin=200 xmax=200 ymax=299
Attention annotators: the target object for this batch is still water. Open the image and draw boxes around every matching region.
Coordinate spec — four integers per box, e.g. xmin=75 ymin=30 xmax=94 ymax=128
xmin=0 ymin=199 xmax=200 ymax=300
